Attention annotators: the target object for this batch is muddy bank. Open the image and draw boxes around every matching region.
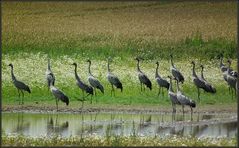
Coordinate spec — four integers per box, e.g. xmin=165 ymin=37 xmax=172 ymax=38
xmin=2 ymin=104 xmax=237 ymax=114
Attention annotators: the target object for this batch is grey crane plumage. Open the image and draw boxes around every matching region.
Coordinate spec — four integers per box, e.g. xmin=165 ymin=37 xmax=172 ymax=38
xmin=170 ymin=54 xmax=184 ymax=84
xmin=135 ymin=57 xmax=152 ymax=91
xmin=87 ymin=59 xmax=104 ymax=98
xmin=49 ymin=76 xmax=69 ymax=111
xmin=156 ymin=61 xmax=169 ymax=96
xmin=200 ymin=65 xmax=216 ymax=93
xmin=226 ymin=59 xmax=237 ymax=98
xmin=191 ymin=61 xmax=212 ymax=102
xmin=45 ymin=58 xmax=55 ymax=89
xmin=219 ymin=55 xmax=237 ymax=79
xmin=72 ymin=62 xmax=94 ymax=104
xmin=175 ymin=78 xmax=196 ymax=115
xmin=107 ymin=58 xmax=123 ymax=96
xmin=167 ymin=76 xmax=181 ymax=113
xmin=8 ymin=63 xmax=31 ymax=105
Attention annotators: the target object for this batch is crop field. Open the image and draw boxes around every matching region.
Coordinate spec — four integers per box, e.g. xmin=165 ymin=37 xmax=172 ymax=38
xmin=2 ymin=1 xmax=237 ymax=147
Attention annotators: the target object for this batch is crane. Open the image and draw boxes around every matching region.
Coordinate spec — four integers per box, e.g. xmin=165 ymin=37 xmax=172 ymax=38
xmin=135 ymin=57 xmax=152 ymax=91
xmin=8 ymin=63 xmax=31 ymax=105
xmin=106 ymin=58 xmax=123 ymax=96
xmin=155 ymin=61 xmax=169 ymax=96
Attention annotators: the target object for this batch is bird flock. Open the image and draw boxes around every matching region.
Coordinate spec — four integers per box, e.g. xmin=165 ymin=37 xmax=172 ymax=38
xmin=8 ymin=54 xmax=237 ymax=113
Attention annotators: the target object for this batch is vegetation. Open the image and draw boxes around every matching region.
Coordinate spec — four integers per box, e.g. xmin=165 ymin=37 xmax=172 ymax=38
xmin=2 ymin=1 xmax=237 ymax=60
xmin=2 ymin=135 xmax=237 ymax=147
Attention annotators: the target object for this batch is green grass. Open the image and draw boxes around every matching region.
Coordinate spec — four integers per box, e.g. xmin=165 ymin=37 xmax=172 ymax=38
xmin=2 ymin=135 xmax=236 ymax=146
xmin=2 ymin=53 xmax=237 ymax=107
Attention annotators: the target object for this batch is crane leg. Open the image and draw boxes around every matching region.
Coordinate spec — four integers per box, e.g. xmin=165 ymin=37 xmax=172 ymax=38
xmin=143 ymin=85 xmax=145 ymax=92
xmin=90 ymin=95 xmax=93 ymax=104
xmin=197 ymin=88 xmax=200 ymax=102
xmin=17 ymin=89 xmax=21 ymax=105
xmin=162 ymin=87 xmax=164 ymax=96
xmin=111 ymin=85 xmax=113 ymax=97
xmin=157 ymin=87 xmax=160 ymax=96
xmin=182 ymin=105 xmax=184 ymax=115
xmin=56 ymin=99 xmax=58 ymax=112
xmin=21 ymin=90 xmax=24 ymax=105
xmin=140 ymin=83 xmax=142 ymax=92
xmin=94 ymin=88 xmax=97 ymax=96
xmin=82 ymin=90 xmax=85 ymax=100
xmin=113 ymin=85 xmax=115 ymax=97
xmin=190 ymin=107 xmax=193 ymax=121
xmin=234 ymin=88 xmax=237 ymax=98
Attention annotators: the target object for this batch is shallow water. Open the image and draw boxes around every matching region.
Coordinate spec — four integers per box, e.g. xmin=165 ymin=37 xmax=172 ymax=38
xmin=2 ymin=112 xmax=237 ymax=138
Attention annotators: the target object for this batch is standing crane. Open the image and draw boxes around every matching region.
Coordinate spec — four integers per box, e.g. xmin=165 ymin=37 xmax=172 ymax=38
xmin=45 ymin=58 xmax=55 ymax=89
xmin=8 ymin=63 xmax=31 ymax=105
xmin=49 ymin=74 xmax=69 ymax=111
xmin=226 ymin=59 xmax=237 ymax=98
xmin=86 ymin=59 xmax=104 ymax=101
xmin=170 ymin=54 xmax=184 ymax=84
xmin=191 ymin=61 xmax=211 ymax=101
xmin=175 ymin=78 xmax=196 ymax=115
xmin=107 ymin=58 xmax=123 ymax=96
xmin=135 ymin=57 xmax=152 ymax=91
xmin=200 ymin=64 xmax=216 ymax=93
xmin=72 ymin=62 xmax=94 ymax=104
xmin=155 ymin=61 xmax=169 ymax=96
xmin=167 ymin=76 xmax=181 ymax=113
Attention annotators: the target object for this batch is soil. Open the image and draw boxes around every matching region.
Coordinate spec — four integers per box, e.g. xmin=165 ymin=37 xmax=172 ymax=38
xmin=2 ymin=103 xmax=237 ymax=114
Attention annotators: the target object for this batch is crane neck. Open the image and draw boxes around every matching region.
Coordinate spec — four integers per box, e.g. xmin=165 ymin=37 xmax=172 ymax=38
xmin=88 ymin=62 xmax=92 ymax=75
xmin=107 ymin=60 xmax=110 ymax=72
xmin=74 ymin=64 xmax=80 ymax=81
xmin=137 ymin=60 xmax=141 ymax=72
xmin=176 ymin=79 xmax=180 ymax=92
xmin=200 ymin=67 xmax=204 ymax=79
xmin=155 ymin=64 xmax=159 ymax=78
xmin=192 ymin=64 xmax=197 ymax=77
xmin=170 ymin=57 xmax=174 ymax=67
xmin=10 ymin=66 xmax=16 ymax=81
xmin=219 ymin=58 xmax=223 ymax=68
xmin=227 ymin=62 xmax=231 ymax=73
xmin=48 ymin=59 xmax=51 ymax=70
xmin=169 ymin=78 xmax=173 ymax=92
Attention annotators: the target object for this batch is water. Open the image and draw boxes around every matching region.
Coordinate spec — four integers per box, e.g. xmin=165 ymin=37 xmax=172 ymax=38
xmin=2 ymin=112 xmax=237 ymax=138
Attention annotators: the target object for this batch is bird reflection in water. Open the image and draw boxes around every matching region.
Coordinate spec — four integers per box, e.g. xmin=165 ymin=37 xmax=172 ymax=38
xmin=12 ymin=112 xmax=30 ymax=134
xmin=46 ymin=114 xmax=69 ymax=137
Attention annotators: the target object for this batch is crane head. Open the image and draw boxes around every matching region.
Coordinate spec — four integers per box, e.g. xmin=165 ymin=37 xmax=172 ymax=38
xmin=86 ymin=59 xmax=91 ymax=64
xmin=200 ymin=64 xmax=204 ymax=69
xmin=156 ymin=61 xmax=159 ymax=65
xmin=72 ymin=63 xmax=77 ymax=66
xmin=134 ymin=57 xmax=140 ymax=61
xmin=191 ymin=61 xmax=195 ymax=65
xmin=227 ymin=59 xmax=232 ymax=64
xmin=190 ymin=100 xmax=196 ymax=108
xmin=169 ymin=54 xmax=173 ymax=58
xmin=8 ymin=63 xmax=13 ymax=68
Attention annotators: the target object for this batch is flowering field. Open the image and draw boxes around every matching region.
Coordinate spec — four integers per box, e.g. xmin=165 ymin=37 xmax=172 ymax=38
xmin=2 ymin=135 xmax=236 ymax=147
